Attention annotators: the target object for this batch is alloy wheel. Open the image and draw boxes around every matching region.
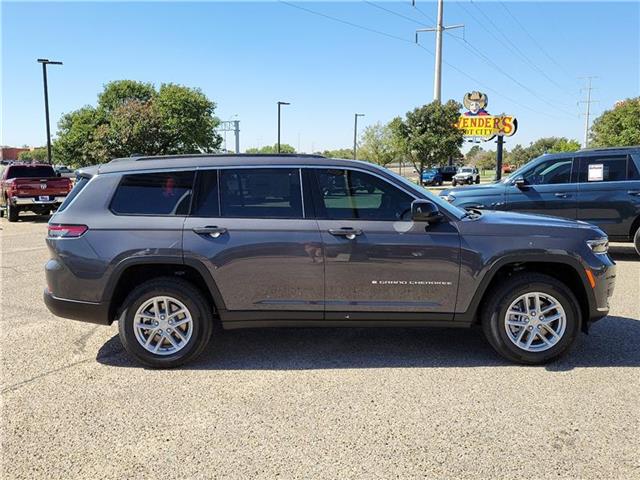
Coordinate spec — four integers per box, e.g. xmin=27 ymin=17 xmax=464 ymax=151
xmin=133 ymin=296 xmax=193 ymax=355
xmin=504 ymin=292 xmax=567 ymax=352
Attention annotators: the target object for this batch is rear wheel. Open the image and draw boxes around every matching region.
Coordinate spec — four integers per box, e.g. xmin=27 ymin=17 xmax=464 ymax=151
xmin=118 ymin=277 xmax=214 ymax=368
xmin=481 ymin=273 xmax=581 ymax=364
xmin=452 ymin=179 xmax=457 ymax=187
xmin=7 ymin=203 xmax=18 ymax=222
xmin=475 ymin=176 xmax=480 ymax=184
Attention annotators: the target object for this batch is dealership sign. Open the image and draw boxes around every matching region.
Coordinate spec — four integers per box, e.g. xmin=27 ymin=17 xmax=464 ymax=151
xmin=455 ymin=91 xmax=518 ymax=140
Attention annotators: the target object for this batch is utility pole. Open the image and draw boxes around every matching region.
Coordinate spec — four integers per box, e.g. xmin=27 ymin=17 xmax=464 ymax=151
xmin=277 ymin=101 xmax=290 ymax=153
xmin=353 ymin=113 xmax=365 ymax=160
xmin=415 ymin=0 xmax=463 ymax=102
xmin=579 ymin=76 xmax=598 ymax=148
xmin=37 ymin=58 xmax=63 ymax=164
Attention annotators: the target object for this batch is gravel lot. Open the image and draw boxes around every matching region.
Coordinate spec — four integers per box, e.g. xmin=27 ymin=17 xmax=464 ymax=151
xmin=2 ymin=216 xmax=639 ymax=479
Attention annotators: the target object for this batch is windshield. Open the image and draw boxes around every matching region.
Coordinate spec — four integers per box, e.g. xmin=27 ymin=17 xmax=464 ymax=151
xmin=383 ymin=168 xmax=467 ymax=220
xmin=459 ymin=167 xmax=473 ymax=173
xmin=498 ymin=156 xmax=542 ymax=184
xmin=423 ymin=168 xmax=437 ymax=174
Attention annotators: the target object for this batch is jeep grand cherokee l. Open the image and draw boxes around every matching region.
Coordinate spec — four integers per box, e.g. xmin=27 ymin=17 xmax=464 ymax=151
xmin=440 ymin=146 xmax=640 ymax=255
xmin=44 ymin=154 xmax=616 ymax=368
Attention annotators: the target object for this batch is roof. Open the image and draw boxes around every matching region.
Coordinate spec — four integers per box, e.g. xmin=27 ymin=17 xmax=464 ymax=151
xmin=82 ymin=153 xmax=379 ymax=176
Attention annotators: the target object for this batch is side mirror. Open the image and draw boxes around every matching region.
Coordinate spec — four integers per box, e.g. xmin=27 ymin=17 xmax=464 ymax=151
xmin=513 ymin=176 xmax=526 ymax=188
xmin=411 ymin=199 xmax=443 ymax=224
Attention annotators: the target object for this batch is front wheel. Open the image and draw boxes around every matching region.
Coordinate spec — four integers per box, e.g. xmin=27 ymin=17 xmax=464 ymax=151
xmin=481 ymin=273 xmax=581 ymax=364
xmin=634 ymin=226 xmax=640 ymax=256
xmin=118 ymin=277 xmax=214 ymax=368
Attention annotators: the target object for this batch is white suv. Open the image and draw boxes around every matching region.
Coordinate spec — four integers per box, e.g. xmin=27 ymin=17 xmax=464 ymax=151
xmin=452 ymin=166 xmax=480 ymax=186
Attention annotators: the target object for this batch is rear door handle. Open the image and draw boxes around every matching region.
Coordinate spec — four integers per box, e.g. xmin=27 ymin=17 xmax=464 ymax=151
xmin=193 ymin=226 xmax=228 ymax=238
xmin=328 ymin=228 xmax=362 ymax=240
xmin=628 ymin=190 xmax=640 ymax=196
xmin=554 ymin=193 xmax=571 ymax=198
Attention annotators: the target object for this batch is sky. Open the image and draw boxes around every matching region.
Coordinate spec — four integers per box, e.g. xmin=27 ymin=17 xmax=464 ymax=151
xmin=2 ymin=1 xmax=639 ymax=154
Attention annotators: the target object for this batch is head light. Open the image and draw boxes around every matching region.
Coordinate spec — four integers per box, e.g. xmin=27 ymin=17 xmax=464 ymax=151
xmin=587 ymin=237 xmax=609 ymax=254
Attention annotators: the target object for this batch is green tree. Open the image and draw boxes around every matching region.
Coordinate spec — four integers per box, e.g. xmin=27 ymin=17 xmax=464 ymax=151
xmin=505 ymin=144 xmax=529 ymax=167
xmin=394 ymin=100 xmax=464 ymax=176
xmin=526 ymin=137 xmax=580 ymax=160
xmin=475 ymin=150 xmax=496 ymax=171
xmin=53 ymin=80 xmax=222 ymax=167
xmin=358 ymin=122 xmax=397 ymax=167
xmin=465 ymin=145 xmax=484 ymax=166
xmin=17 ymin=147 xmax=48 ymax=162
xmin=590 ymin=98 xmax=640 ymax=147
xmin=320 ymin=148 xmax=353 ymax=158
xmin=245 ymin=144 xmax=296 ymax=154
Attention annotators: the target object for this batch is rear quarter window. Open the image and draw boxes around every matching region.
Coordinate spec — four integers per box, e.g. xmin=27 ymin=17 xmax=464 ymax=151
xmin=57 ymin=176 xmax=90 ymax=213
xmin=110 ymin=171 xmax=195 ymax=215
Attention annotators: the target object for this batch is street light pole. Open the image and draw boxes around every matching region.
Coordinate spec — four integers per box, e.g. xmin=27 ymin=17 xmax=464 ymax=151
xmin=353 ymin=113 xmax=365 ymax=160
xmin=37 ymin=59 xmax=63 ymax=165
xmin=277 ymin=101 xmax=290 ymax=153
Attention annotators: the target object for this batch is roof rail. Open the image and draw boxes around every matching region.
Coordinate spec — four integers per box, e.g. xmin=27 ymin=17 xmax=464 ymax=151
xmin=110 ymin=153 xmax=327 ymax=163
xmin=577 ymin=145 xmax=640 ymax=152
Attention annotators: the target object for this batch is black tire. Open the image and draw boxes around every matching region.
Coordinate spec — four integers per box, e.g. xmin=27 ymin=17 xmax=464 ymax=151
xmin=7 ymin=203 xmax=18 ymax=222
xmin=481 ymin=273 xmax=581 ymax=364
xmin=475 ymin=177 xmax=480 ymax=184
xmin=452 ymin=180 xmax=457 ymax=187
xmin=118 ymin=277 xmax=214 ymax=368
xmin=634 ymin=226 xmax=640 ymax=256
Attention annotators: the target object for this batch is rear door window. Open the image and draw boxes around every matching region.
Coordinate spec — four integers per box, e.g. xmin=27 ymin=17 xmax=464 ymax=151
xmin=219 ymin=168 xmax=303 ymax=218
xmin=6 ymin=165 xmax=56 ymax=178
xmin=110 ymin=171 xmax=195 ymax=215
xmin=577 ymin=155 xmax=627 ymax=183
xmin=191 ymin=170 xmax=219 ymax=217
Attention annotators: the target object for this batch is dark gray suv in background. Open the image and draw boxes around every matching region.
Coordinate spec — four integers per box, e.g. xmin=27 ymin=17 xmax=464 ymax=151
xmin=440 ymin=146 xmax=640 ymax=254
xmin=44 ymin=154 xmax=616 ymax=367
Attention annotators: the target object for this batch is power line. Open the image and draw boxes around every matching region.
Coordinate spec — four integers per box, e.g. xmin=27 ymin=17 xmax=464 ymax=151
xmin=466 ymin=0 xmax=576 ymax=97
xmin=279 ymin=0 xmax=565 ymax=120
xmin=498 ymin=1 xmax=575 ymax=81
xmin=362 ymin=0 xmax=426 ymax=27
xmin=279 ymin=1 xmax=414 ymax=45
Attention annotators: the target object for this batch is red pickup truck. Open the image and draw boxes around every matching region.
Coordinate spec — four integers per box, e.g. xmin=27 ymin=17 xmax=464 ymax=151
xmin=0 ymin=163 xmax=73 ymax=222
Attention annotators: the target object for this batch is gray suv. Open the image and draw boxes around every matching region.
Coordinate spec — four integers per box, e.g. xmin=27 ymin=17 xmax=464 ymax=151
xmin=44 ymin=154 xmax=616 ymax=367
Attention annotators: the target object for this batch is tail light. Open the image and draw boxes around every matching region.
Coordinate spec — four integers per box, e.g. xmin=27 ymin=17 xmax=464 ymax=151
xmin=48 ymin=224 xmax=88 ymax=238
xmin=7 ymin=181 xmax=17 ymax=197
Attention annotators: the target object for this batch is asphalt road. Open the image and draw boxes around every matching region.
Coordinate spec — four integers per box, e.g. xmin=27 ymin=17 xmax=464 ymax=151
xmin=2 ymin=215 xmax=639 ymax=479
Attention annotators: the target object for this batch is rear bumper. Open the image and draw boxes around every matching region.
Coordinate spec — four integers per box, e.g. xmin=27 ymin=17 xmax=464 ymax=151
xmin=43 ymin=288 xmax=111 ymax=325
xmin=11 ymin=196 xmax=65 ymax=206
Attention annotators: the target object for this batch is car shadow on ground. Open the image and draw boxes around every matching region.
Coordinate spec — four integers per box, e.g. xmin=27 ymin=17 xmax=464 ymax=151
xmin=609 ymin=244 xmax=638 ymax=262
xmin=97 ymin=315 xmax=640 ymax=371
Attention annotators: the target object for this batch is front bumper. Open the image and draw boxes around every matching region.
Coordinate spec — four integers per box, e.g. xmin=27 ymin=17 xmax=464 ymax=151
xmin=584 ymin=253 xmax=616 ymax=323
xmin=43 ymin=288 xmax=110 ymax=325
xmin=11 ymin=196 xmax=65 ymax=206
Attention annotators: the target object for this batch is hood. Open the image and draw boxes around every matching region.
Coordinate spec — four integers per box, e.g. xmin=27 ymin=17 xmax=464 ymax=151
xmin=441 ymin=182 xmax=502 ymax=197
xmin=458 ymin=209 xmax=605 ymax=239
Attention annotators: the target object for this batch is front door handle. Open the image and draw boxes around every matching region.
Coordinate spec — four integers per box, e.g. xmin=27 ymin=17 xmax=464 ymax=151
xmin=554 ymin=192 xmax=571 ymax=198
xmin=193 ymin=226 xmax=228 ymax=238
xmin=627 ymin=190 xmax=640 ymax=196
xmin=328 ymin=228 xmax=362 ymax=240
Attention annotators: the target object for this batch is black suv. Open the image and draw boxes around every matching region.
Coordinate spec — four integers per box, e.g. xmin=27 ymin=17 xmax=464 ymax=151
xmin=44 ymin=154 xmax=616 ymax=367
xmin=440 ymin=146 xmax=640 ymax=254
